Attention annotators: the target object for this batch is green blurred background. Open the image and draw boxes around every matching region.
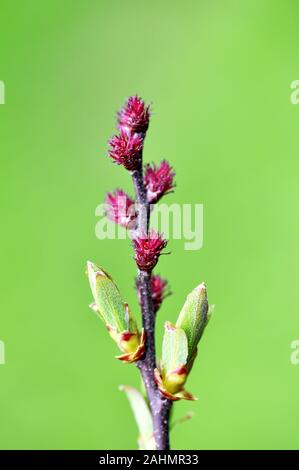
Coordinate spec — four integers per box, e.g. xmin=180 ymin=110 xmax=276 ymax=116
xmin=0 ymin=0 xmax=298 ymax=450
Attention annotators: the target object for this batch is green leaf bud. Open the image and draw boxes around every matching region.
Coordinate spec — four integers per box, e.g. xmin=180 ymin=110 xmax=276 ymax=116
xmin=87 ymin=261 xmax=145 ymax=363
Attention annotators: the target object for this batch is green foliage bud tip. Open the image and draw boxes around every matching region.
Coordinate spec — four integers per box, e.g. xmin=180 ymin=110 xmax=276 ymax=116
xmin=176 ymin=282 xmax=209 ymax=361
xmin=87 ymin=260 xmax=137 ymax=333
xmin=86 ymin=261 xmax=145 ymax=363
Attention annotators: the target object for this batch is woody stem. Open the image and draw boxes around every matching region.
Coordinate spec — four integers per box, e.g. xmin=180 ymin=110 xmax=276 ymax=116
xmin=131 ymin=162 xmax=172 ymax=450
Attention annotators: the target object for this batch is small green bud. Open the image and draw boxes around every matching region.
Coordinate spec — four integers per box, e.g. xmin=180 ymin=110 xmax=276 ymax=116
xmin=87 ymin=261 xmax=137 ymax=332
xmin=87 ymin=261 xmax=145 ymax=363
xmin=155 ymin=283 xmax=212 ymax=401
xmin=154 ymin=322 xmax=196 ymax=401
xmin=176 ymin=282 xmax=209 ymax=362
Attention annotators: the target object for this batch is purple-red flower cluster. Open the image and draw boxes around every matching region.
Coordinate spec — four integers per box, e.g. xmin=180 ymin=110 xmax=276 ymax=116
xmin=118 ymin=95 xmax=151 ymax=135
xmin=144 ymin=160 xmax=175 ymax=203
xmin=108 ymin=96 xmax=150 ymax=171
xmin=133 ymin=230 xmax=167 ymax=272
xmin=108 ymin=131 xmax=144 ymax=171
xmin=105 ymin=189 xmax=136 ymax=229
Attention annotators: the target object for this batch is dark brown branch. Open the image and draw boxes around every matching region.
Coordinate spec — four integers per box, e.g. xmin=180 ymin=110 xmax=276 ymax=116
xmin=131 ymin=163 xmax=172 ymax=450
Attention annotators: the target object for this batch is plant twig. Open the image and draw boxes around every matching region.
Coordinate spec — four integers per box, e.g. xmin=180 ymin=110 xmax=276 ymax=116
xmin=88 ymin=96 xmax=212 ymax=451
xmin=131 ymin=164 xmax=172 ymax=450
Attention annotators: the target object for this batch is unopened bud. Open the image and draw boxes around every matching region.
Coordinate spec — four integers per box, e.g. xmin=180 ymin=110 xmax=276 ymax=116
xmin=154 ymin=322 xmax=196 ymax=401
xmin=176 ymin=282 xmax=209 ymax=363
xmin=87 ymin=261 xmax=145 ymax=363
xmin=117 ymin=95 xmax=150 ymax=135
xmin=144 ymin=160 xmax=175 ymax=204
xmin=133 ymin=230 xmax=167 ymax=272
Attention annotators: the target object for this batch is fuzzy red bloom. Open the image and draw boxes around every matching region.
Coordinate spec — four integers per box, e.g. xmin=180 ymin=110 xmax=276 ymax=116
xmin=105 ymin=189 xmax=136 ymax=229
xmin=144 ymin=160 xmax=175 ymax=203
xmin=117 ymin=95 xmax=151 ymax=135
xmin=108 ymin=131 xmax=143 ymax=171
xmin=133 ymin=230 xmax=167 ymax=272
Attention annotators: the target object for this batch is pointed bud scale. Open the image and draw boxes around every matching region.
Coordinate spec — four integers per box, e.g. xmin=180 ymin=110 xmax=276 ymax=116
xmin=105 ymin=189 xmax=137 ymax=229
xmin=108 ymin=130 xmax=144 ymax=171
xmin=144 ymin=160 xmax=175 ymax=203
xmin=117 ymin=95 xmax=151 ymax=135
xmin=133 ymin=230 xmax=167 ymax=272
xmin=115 ymin=329 xmax=146 ymax=363
xmin=154 ymin=322 xmax=196 ymax=401
xmin=87 ymin=261 xmax=145 ymax=363
xmin=176 ymin=283 xmax=209 ymax=363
